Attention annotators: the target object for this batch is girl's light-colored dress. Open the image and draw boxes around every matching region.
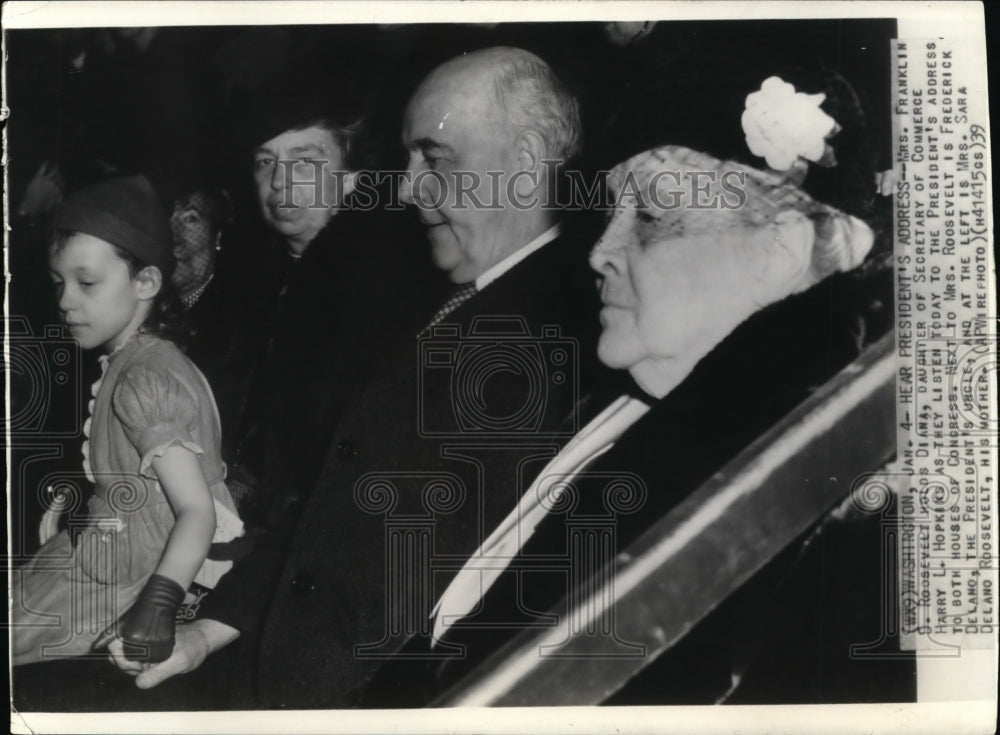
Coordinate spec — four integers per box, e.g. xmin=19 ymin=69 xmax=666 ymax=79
xmin=12 ymin=332 xmax=243 ymax=665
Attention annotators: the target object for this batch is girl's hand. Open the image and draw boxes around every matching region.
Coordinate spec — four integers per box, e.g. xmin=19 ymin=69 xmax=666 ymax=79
xmin=95 ymin=574 xmax=187 ymax=663
xmin=107 ymin=618 xmax=240 ymax=689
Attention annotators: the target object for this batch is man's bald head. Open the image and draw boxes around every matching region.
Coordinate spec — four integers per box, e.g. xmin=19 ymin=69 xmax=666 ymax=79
xmin=400 ymin=47 xmax=580 ymax=283
xmin=412 ymin=47 xmax=581 ymax=161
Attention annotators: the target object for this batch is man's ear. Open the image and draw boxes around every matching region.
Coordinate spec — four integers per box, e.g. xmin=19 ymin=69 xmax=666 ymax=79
xmin=753 ymin=210 xmax=815 ymax=297
xmin=133 ymin=265 xmax=163 ymax=302
xmin=513 ymin=129 xmax=547 ymax=198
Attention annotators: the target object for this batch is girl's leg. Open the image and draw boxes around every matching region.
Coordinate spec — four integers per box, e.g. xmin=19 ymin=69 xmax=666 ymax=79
xmin=10 ymin=530 xmax=95 ymax=665
xmin=11 ymin=528 xmax=145 ymax=665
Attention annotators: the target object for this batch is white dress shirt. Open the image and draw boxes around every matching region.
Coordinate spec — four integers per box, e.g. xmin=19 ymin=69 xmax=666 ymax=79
xmin=475 ymin=224 xmax=561 ymax=291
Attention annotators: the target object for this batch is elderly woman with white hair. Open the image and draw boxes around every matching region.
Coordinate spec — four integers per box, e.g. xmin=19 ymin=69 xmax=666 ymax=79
xmin=370 ymin=66 xmax=911 ymax=706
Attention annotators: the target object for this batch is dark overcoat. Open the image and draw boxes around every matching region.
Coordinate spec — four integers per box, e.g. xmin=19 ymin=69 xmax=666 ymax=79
xmin=230 ymin=234 xmax=604 ymax=707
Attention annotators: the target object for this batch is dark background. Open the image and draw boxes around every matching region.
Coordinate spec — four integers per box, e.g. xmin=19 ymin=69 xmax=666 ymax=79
xmin=3 ymin=15 xmax=911 ymax=711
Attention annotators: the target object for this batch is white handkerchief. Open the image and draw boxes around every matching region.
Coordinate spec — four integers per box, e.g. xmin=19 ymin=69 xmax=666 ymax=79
xmin=431 ymin=395 xmax=650 ymax=646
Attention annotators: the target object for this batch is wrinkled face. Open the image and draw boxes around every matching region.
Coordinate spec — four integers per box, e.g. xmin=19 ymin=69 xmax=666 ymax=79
xmin=253 ymin=126 xmax=349 ymax=253
xmin=49 ymin=234 xmax=148 ymax=352
xmin=170 ymin=192 xmax=219 ymax=294
xmin=400 ymin=75 xmax=529 ymax=283
xmin=589 ymin=148 xmax=762 ymax=384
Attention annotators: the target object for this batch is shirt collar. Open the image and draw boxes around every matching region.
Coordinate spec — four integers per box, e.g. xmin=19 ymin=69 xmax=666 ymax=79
xmin=474 ymin=224 xmax=561 ymax=291
xmin=101 ymin=328 xmax=146 ymax=367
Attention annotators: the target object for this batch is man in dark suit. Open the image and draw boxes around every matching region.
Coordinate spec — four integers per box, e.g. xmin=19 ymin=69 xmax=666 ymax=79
xmin=111 ymin=46 xmax=603 ymax=708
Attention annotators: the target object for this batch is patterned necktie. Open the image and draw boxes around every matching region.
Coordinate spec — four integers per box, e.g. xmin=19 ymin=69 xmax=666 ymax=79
xmin=417 ymin=282 xmax=478 ymax=337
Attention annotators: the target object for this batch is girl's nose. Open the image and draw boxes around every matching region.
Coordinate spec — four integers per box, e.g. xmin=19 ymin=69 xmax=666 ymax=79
xmin=57 ymin=285 xmax=74 ymax=313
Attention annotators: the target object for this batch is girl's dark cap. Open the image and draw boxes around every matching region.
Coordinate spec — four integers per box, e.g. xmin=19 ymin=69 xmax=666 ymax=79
xmin=52 ymin=174 xmax=176 ymax=279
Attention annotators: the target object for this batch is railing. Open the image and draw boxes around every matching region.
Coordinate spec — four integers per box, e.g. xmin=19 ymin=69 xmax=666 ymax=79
xmin=435 ymin=333 xmax=896 ymax=706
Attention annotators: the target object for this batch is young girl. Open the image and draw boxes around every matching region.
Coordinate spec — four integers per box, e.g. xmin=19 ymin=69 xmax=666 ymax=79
xmin=12 ymin=175 xmax=243 ymax=666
